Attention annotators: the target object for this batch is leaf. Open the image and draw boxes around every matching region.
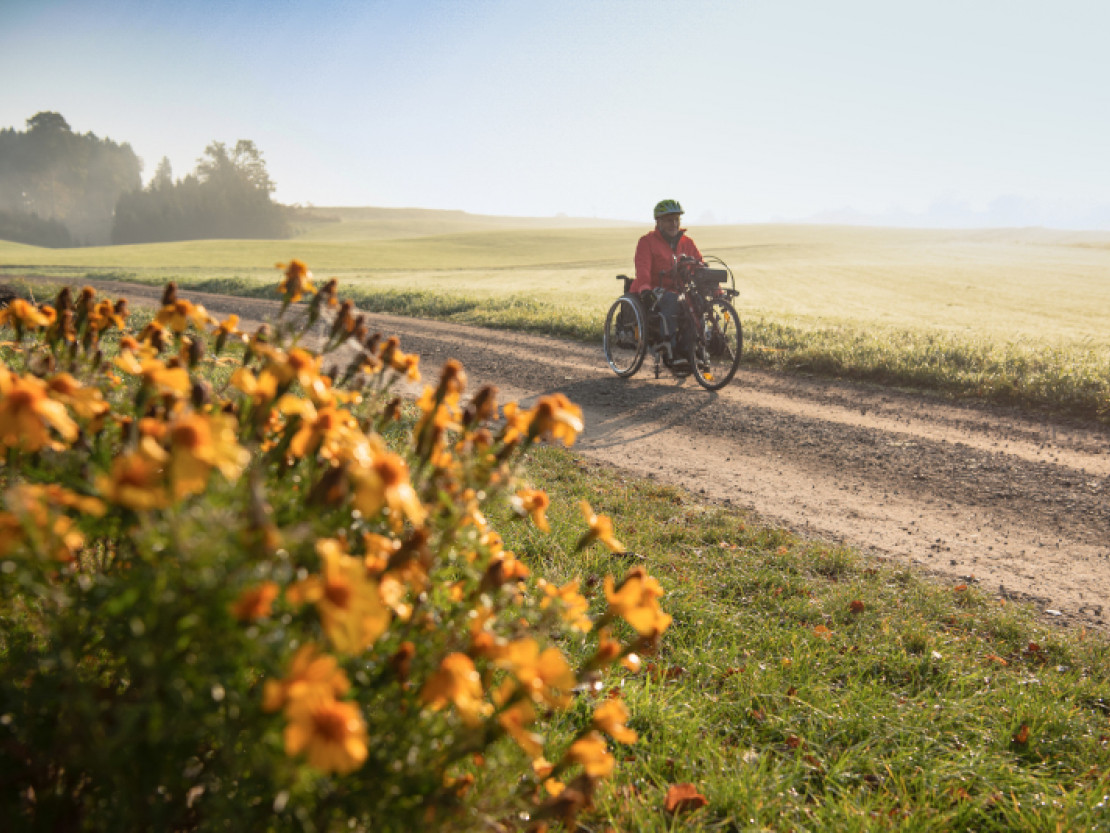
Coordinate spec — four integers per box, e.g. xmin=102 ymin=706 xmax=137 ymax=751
xmin=849 ymin=599 xmax=866 ymax=614
xmin=953 ymin=584 xmax=968 ymax=592
xmin=1012 ymin=723 xmax=1031 ymax=744
xmin=814 ymin=624 xmax=832 ymax=640
xmin=985 ymin=653 xmax=1009 ymax=666
xmin=664 ymin=783 xmax=708 ymax=814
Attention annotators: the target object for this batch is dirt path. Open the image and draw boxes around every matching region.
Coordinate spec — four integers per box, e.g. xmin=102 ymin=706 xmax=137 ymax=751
xmin=25 ymin=279 xmax=1110 ymax=630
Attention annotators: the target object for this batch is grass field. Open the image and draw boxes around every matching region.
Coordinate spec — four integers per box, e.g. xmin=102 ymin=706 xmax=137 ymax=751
xmin=3 ymin=209 xmax=1109 ymax=418
xmin=505 ymin=446 xmax=1110 ymax=831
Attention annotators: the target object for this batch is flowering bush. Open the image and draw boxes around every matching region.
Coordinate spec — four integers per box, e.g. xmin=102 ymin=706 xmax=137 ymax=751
xmin=0 ymin=263 xmax=670 ymax=832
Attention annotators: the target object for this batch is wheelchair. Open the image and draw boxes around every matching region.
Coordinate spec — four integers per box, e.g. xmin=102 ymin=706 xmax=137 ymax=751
xmin=603 ymin=256 xmax=743 ymax=391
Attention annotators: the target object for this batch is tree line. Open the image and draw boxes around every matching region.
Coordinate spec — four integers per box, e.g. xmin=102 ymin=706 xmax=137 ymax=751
xmin=0 ymin=112 xmax=290 ymax=247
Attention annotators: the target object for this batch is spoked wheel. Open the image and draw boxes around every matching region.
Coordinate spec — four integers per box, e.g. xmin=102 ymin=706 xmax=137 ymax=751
xmin=688 ymin=297 xmax=742 ymax=391
xmin=603 ymin=295 xmax=647 ymax=377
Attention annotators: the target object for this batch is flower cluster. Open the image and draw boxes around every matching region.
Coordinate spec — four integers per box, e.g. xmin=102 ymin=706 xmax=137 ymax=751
xmin=0 ymin=267 xmax=669 ymax=832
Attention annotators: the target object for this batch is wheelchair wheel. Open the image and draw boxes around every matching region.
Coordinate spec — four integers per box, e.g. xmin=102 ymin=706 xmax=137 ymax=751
xmin=688 ymin=297 xmax=742 ymax=391
xmin=603 ymin=295 xmax=647 ymax=377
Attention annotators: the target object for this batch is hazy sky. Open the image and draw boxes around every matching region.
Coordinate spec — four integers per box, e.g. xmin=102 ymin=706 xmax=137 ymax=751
xmin=3 ymin=0 xmax=1109 ymax=227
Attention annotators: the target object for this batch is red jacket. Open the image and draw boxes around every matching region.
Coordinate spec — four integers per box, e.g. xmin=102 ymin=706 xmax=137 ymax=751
xmin=631 ymin=229 xmax=703 ymax=293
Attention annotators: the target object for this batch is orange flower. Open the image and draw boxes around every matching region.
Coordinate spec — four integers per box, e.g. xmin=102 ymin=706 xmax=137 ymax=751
xmin=500 ymin=401 xmax=532 ymax=445
xmin=538 ymin=579 xmax=592 ymax=632
xmin=95 ymin=441 xmax=170 ymax=511
xmin=288 ymin=539 xmax=391 ymax=654
xmin=0 ymin=369 xmax=79 ymax=452
xmin=0 ymin=298 xmax=53 ymax=331
xmin=387 ymin=347 xmax=421 ymax=381
xmin=415 ymin=385 xmax=461 ymax=435
xmin=156 ymin=298 xmax=212 ymax=333
xmin=167 ymin=412 xmax=250 ymax=498
xmin=283 ymin=691 xmax=368 ymax=774
xmin=276 ymin=259 xmax=317 ymax=303
xmin=419 ymin=652 xmax=489 ymax=726
xmin=512 ymin=488 xmax=550 ymax=532
xmin=563 ymin=731 xmax=615 ymax=778
xmin=263 ymin=643 xmax=351 ymax=713
xmin=10 ymin=483 xmax=105 ymax=518
xmin=592 ymin=697 xmax=637 ymax=744
xmin=604 ymin=568 xmax=672 ymax=638
xmin=265 ymin=347 xmax=322 ymax=391
xmin=213 ymin=313 xmax=243 ymax=353
xmin=576 ymin=501 xmax=624 ymax=553
xmin=114 ymin=350 xmax=191 ymax=396
xmin=497 ymin=693 xmax=544 ymax=758
xmin=349 ymin=450 xmax=427 ymax=532
xmin=528 ymin=394 xmax=583 ymax=446
xmin=0 ymin=483 xmax=100 ymax=562
xmin=287 ymin=404 xmax=359 ymax=461
xmin=488 ymin=638 xmax=575 ymax=709
xmin=88 ymin=299 xmax=125 ymax=332
xmin=215 ymin=313 xmax=241 ymax=337
xmin=230 ymin=366 xmax=279 ymax=405
xmin=45 ymin=373 xmax=110 ymax=421
xmin=230 ymin=581 xmax=280 ymax=622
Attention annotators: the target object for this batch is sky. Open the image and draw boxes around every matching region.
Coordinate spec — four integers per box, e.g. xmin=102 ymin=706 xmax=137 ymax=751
xmin=3 ymin=0 xmax=1109 ymax=228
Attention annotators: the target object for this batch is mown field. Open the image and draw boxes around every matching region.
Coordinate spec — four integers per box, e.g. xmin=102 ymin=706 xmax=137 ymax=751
xmin=3 ymin=208 xmax=1109 ymax=419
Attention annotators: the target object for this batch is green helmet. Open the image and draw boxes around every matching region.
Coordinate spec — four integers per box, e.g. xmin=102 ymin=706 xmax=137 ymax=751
xmin=653 ymin=199 xmax=684 ymax=219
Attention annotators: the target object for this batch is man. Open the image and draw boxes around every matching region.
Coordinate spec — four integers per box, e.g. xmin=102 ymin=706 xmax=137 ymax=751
xmin=631 ymin=199 xmax=703 ymax=365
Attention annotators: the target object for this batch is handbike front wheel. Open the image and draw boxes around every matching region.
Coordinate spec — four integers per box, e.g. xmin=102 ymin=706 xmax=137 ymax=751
xmin=688 ymin=297 xmax=742 ymax=391
xmin=603 ymin=295 xmax=647 ymax=378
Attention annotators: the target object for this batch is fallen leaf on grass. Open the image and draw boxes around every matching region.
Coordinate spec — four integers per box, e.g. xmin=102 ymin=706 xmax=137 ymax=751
xmin=985 ymin=653 xmax=1009 ymax=666
xmin=1012 ymin=723 xmax=1031 ymax=744
xmin=814 ymin=624 xmax=832 ymax=640
xmin=849 ymin=599 xmax=866 ymax=614
xmin=664 ymin=783 xmax=708 ymax=814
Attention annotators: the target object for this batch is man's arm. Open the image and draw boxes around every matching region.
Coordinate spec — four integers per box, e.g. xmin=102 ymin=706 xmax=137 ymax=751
xmin=632 ymin=234 xmax=654 ymax=291
xmin=682 ymin=235 xmax=703 ymax=264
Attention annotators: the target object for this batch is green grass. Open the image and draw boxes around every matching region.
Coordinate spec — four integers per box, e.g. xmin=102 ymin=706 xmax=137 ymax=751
xmin=503 ymin=445 xmax=1110 ymax=831
xmin=3 ymin=216 xmax=1109 ymax=419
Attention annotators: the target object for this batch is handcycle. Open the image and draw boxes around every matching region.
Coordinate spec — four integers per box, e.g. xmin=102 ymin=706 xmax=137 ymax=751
xmin=603 ymin=255 xmax=743 ymax=391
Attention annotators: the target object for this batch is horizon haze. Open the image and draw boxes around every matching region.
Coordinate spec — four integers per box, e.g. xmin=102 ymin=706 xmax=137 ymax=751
xmin=3 ymin=0 xmax=1109 ymax=230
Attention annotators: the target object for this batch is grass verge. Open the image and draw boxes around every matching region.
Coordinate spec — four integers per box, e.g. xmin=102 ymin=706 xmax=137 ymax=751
xmin=4 ymin=270 xmax=1108 ymax=422
xmin=506 ymin=445 xmax=1110 ymax=831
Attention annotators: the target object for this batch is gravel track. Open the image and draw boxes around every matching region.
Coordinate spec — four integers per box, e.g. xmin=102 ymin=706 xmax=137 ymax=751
xmin=29 ymin=278 xmax=1110 ymax=630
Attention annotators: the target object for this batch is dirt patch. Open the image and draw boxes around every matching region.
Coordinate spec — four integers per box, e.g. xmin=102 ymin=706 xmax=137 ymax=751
xmin=22 ymin=277 xmax=1110 ymax=630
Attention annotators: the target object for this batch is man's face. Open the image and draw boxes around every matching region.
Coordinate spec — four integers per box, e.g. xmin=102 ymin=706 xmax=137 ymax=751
xmin=656 ymin=213 xmax=682 ymax=237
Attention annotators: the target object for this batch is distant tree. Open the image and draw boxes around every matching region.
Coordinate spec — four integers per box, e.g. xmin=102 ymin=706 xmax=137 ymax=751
xmin=151 ymin=157 xmax=174 ymax=191
xmin=0 ymin=111 xmax=141 ymax=245
xmin=0 ymin=208 xmax=73 ymax=247
xmin=111 ymin=139 xmax=289 ymax=244
xmin=26 ymin=111 xmax=71 ymax=133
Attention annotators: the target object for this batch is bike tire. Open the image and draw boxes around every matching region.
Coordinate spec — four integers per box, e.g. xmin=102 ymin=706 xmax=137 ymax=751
xmin=603 ymin=295 xmax=647 ymax=378
xmin=688 ymin=297 xmax=742 ymax=391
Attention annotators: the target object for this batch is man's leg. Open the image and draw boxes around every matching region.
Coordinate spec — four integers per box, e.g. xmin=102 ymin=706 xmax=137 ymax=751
xmin=656 ymin=291 xmax=680 ymax=362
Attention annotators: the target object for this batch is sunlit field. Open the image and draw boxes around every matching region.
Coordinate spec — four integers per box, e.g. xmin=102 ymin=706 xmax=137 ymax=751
xmin=3 ymin=210 xmax=1109 ymax=416
xmin=5 ymin=214 xmax=1109 ymax=345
